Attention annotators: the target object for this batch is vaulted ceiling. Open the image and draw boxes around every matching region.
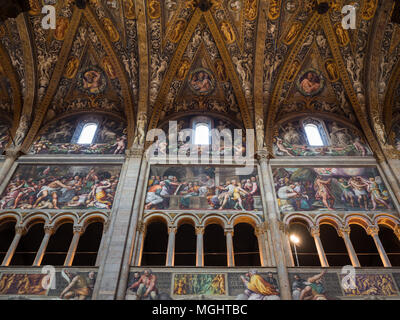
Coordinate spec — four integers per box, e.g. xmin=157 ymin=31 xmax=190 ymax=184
xmin=0 ymin=0 xmax=400 ymax=160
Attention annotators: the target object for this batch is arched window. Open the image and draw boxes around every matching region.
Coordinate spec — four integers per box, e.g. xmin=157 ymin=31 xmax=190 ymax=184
xmin=194 ymin=123 xmax=210 ymax=145
xmin=77 ymin=123 xmax=98 ymax=144
xmin=304 ymin=123 xmax=324 ymax=146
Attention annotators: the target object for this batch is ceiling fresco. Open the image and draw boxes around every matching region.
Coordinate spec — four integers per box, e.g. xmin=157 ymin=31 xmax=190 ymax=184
xmin=0 ymin=0 xmax=398 ymax=160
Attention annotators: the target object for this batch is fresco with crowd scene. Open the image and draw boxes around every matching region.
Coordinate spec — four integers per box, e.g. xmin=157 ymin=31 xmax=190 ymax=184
xmin=273 ymin=167 xmax=394 ymax=213
xmin=154 ymin=116 xmax=247 ymax=157
xmin=0 ymin=165 xmax=121 ymax=210
xmin=289 ymin=270 xmax=400 ymax=300
xmin=273 ymin=119 xmax=372 ymax=157
xmin=0 ymin=268 xmax=97 ymax=300
xmin=29 ymin=115 xmax=127 ymax=155
xmin=125 ymin=268 xmax=400 ymax=300
xmin=125 ymin=269 xmax=281 ymax=300
xmin=145 ymin=166 xmax=262 ymax=211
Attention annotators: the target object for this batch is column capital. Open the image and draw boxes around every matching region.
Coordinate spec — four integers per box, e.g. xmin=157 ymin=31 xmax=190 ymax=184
xmin=337 ymin=226 xmax=351 ymax=238
xmin=310 ymin=226 xmax=320 ymax=237
xmin=366 ymin=226 xmax=380 ymax=237
xmin=5 ymin=148 xmax=21 ymax=159
xmin=256 ymin=149 xmax=271 ymax=162
xmin=224 ymin=228 xmax=234 ymax=236
xmin=255 ymin=222 xmax=268 ymax=235
xmin=168 ymin=226 xmax=177 ymax=234
xmin=15 ymin=225 xmax=27 ymax=235
xmin=195 ymin=226 xmax=205 ymax=235
xmin=277 ymin=221 xmax=287 ymax=233
xmin=137 ymin=221 xmax=146 ymax=233
xmin=73 ymin=225 xmax=85 ymax=234
xmin=43 ymin=225 xmax=55 ymax=235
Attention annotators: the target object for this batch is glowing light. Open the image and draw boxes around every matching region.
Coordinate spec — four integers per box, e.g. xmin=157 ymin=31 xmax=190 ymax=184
xmin=78 ymin=123 xmax=97 ymax=144
xmin=304 ymin=123 xmax=324 ymax=146
xmin=290 ymin=234 xmax=300 ymax=244
xmin=194 ymin=124 xmax=210 ymax=145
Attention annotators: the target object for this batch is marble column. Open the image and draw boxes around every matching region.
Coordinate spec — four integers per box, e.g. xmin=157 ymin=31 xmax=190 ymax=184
xmin=116 ymin=152 xmax=150 ymax=299
xmin=32 ymin=226 xmax=54 ymax=266
xmin=225 ymin=228 xmax=235 ymax=267
xmin=64 ymin=226 xmax=84 ymax=266
xmin=133 ymin=221 xmax=146 ymax=266
xmin=254 ymin=224 xmax=268 ymax=267
xmin=282 ymin=225 xmax=295 ymax=267
xmin=1 ymin=225 xmax=26 ymax=266
xmin=166 ymin=226 xmax=177 ymax=267
xmin=310 ymin=226 xmax=329 ymax=267
xmin=379 ymin=160 xmax=400 ymax=207
xmin=394 ymin=225 xmax=400 ymax=242
xmin=0 ymin=150 xmax=18 ymax=194
xmin=93 ymin=148 xmax=146 ymax=300
xmin=366 ymin=226 xmax=392 ymax=267
xmin=195 ymin=226 xmax=204 ymax=267
xmin=95 ymin=222 xmax=109 ymax=267
xmin=257 ymin=150 xmax=291 ymax=300
xmin=338 ymin=227 xmax=361 ymax=267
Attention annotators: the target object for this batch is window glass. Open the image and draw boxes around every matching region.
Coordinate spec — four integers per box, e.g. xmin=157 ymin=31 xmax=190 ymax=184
xmin=194 ymin=123 xmax=210 ymax=145
xmin=77 ymin=123 xmax=97 ymax=144
xmin=304 ymin=123 xmax=324 ymax=146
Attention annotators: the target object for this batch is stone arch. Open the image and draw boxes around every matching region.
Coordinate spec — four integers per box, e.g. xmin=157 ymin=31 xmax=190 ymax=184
xmin=0 ymin=212 xmax=21 ymax=226
xmin=143 ymin=212 xmax=171 ymax=227
xmin=374 ymin=214 xmax=400 ymax=231
xmin=345 ymin=214 xmax=374 ymax=230
xmin=202 ymin=214 xmax=228 ymax=229
xmin=173 ymin=214 xmax=199 ymax=227
xmin=50 ymin=214 xmax=78 ymax=232
xmin=21 ymin=213 xmax=50 ymax=230
xmin=80 ymin=211 xmax=109 ymax=230
xmin=284 ymin=213 xmax=314 ymax=229
xmin=315 ymin=214 xmax=343 ymax=230
xmin=230 ymin=213 xmax=262 ymax=229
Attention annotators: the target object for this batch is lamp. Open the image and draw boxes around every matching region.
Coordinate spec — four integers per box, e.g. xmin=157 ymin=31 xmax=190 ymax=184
xmin=290 ymin=234 xmax=300 ymax=267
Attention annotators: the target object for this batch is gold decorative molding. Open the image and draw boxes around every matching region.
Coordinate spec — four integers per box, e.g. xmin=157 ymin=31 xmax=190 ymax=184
xmin=135 ymin=0 xmax=150 ymax=118
xmin=147 ymin=8 xmax=203 ymax=131
xmin=265 ymin=12 xmax=320 ymax=153
xmin=15 ymin=13 xmax=36 ymax=136
xmin=82 ymin=7 xmax=136 ymax=148
xmin=320 ymin=14 xmax=385 ymax=161
xmin=20 ymin=9 xmax=83 ymax=153
xmin=204 ymin=10 xmax=253 ymax=128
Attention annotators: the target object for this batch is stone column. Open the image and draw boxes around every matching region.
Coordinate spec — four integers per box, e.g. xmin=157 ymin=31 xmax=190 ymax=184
xmin=195 ymin=226 xmax=204 ymax=267
xmin=133 ymin=221 xmax=146 ymax=266
xmin=64 ymin=226 xmax=84 ymax=266
xmin=310 ymin=226 xmax=329 ymax=267
xmin=95 ymin=221 xmax=109 ymax=267
xmin=254 ymin=224 xmax=268 ymax=267
xmin=225 ymin=228 xmax=235 ymax=267
xmin=257 ymin=150 xmax=291 ymax=299
xmin=93 ymin=148 xmax=146 ymax=300
xmin=394 ymin=225 xmax=400 ymax=242
xmin=0 ymin=150 xmax=19 ymax=194
xmin=32 ymin=226 xmax=54 ymax=266
xmin=338 ymin=227 xmax=360 ymax=267
xmin=1 ymin=225 xmax=26 ymax=266
xmin=366 ymin=226 xmax=392 ymax=267
xmin=379 ymin=160 xmax=400 ymax=207
xmin=282 ymin=226 xmax=295 ymax=267
xmin=166 ymin=226 xmax=177 ymax=266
